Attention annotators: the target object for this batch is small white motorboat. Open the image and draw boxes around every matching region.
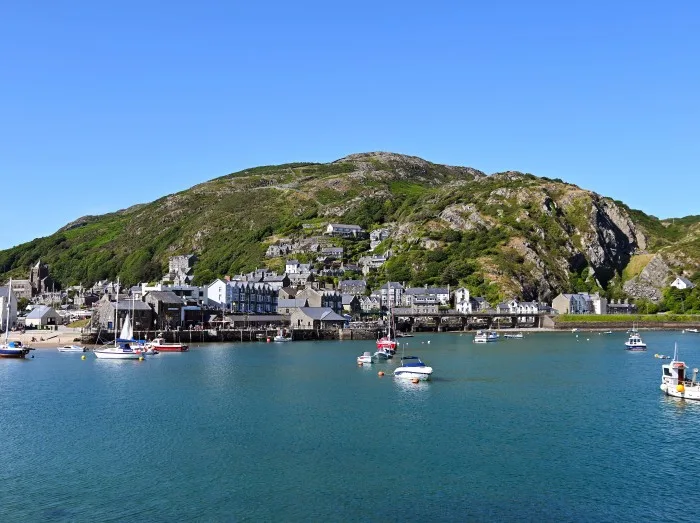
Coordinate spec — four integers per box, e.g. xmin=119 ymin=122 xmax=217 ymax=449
xmin=357 ymin=351 xmax=375 ymax=365
xmin=474 ymin=330 xmax=498 ymax=343
xmin=660 ymin=344 xmax=700 ymax=400
xmin=273 ymin=335 xmax=292 ymax=342
xmin=503 ymin=333 xmax=523 ymax=339
xmin=57 ymin=345 xmax=87 ymax=353
xmin=393 ymin=356 xmax=433 ymax=381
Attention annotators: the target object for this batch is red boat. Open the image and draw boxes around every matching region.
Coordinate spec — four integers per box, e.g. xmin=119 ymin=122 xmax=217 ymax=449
xmin=148 ymin=337 xmax=189 ymax=352
xmin=376 ymin=337 xmax=397 ymax=351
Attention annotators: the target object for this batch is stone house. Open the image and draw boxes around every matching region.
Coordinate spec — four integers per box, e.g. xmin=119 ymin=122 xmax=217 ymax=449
xmin=295 ymin=287 xmax=343 ymax=313
xmin=290 ymin=307 xmax=347 ymax=330
xmin=10 ymin=279 xmax=33 ymax=300
xmin=93 ymin=298 xmax=154 ymax=332
xmin=339 ymin=279 xmax=367 ymax=296
xmin=341 ymin=294 xmax=361 ymax=316
xmin=145 ymin=291 xmax=185 ymax=329
xmin=359 ymin=295 xmax=381 ymax=313
xmin=277 ymin=298 xmax=308 ymax=315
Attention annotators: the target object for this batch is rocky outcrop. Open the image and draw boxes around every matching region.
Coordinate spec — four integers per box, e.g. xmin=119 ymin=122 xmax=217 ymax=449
xmin=578 ymin=197 xmax=648 ymax=287
xmin=622 ymin=254 xmax=671 ymax=302
xmin=439 ymin=204 xmax=492 ymax=230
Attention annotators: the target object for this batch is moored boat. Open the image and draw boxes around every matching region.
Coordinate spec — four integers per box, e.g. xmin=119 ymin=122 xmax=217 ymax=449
xmin=94 ymin=287 xmax=146 ymax=360
xmin=0 ymin=279 xmax=33 ymax=359
xmin=393 ymin=356 xmax=433 ymax=381
xmin=625 ymin=333 xmax=647 ymax=351
xmin=660 ymin=344 xmax=700 ymax=400
xmin=147 ymin=337 xmax=189 ymax=352
xmin=503 ymin=332 xmax=523 ymax=339
xmin=273 ymin=335 xmax=292 ymax=342
xmin=474 ymin=330 xmax=498 ymax=343
xmin=57 ymin=345 xmax=87 ymax=352
xmin=357 ymin=351 xmax=375 ymax=365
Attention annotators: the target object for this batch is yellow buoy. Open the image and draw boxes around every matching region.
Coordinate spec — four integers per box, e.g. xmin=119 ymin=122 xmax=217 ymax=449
xmin=378 ymin=371 xmax=384 ymax=377
xmin=412 ymin=378 xmax=419 ymax=384
xmin=139 ymin=356 xmax=144 ymax=361
xmin=81 ymin=355 xmax=86 ymax=360
xmin=677 ymin=384 xmax=685 ymax=393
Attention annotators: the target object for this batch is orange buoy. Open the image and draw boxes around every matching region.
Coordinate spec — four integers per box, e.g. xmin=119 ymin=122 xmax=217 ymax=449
xmin=378 ymin=371 xmax=385 ymax=377
xmin=412 ymin=378 xmax=419 ymax=384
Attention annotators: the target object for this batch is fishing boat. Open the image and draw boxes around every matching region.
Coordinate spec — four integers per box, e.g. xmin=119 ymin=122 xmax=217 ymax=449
xmin=660 ymin=344 xmax=700 ymax=400
xmin=686 ymin=328 xmax=699 ymax=333
xmin=624 ymin=332 xmax=647 ymax=351
xmin=393 ymin=356 xmax=433 ymax=381
xmin=474 ymin=330 xmax=498 ymax=343
xmin=57 ymin=345 xmax=87 ymax=353
xmin=147 ymin=337 xmax=189 ymax=352
xmin=503 ymin=332 xmax=523 ymax=339
xmin=0 ymin=279 xmax=33 ymax=359
xmin=357 ymin=351 xmax=375 ymax=365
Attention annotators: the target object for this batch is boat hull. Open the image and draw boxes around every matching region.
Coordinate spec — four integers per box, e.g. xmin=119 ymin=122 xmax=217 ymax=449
xmin=660 ymin=383 xmax=700 ymax=400
xmin=152 ymin=345 xmax=188 ymax=352
xmin=394 ymin=367 xmax=433 ymax=381
xmin=57 ymin=345 xmax=87 ymax=353
xmin=93 ymin=350 xmax=143 ymax=360
xmin=0 ymin=350 xmax=30 ymax=358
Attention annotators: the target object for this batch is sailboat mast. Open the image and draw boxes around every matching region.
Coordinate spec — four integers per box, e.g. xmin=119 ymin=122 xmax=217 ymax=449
xmin=4 ymin=278 xmax=11 ymax=344
xmin=114 ymin=277 xmax=119 ymax=347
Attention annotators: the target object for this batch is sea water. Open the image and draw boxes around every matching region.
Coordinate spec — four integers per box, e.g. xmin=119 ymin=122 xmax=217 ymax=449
xmin=2 ymin=331 xmax=700 ymax=522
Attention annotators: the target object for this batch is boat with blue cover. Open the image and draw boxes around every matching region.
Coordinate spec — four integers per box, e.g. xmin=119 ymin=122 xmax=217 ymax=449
xmin=393 ymin=356 xmax=433 ymax=381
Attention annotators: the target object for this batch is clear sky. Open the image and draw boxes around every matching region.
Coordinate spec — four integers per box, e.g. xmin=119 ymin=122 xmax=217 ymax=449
xmin=1 ymin=1 xmax=698 ymax=250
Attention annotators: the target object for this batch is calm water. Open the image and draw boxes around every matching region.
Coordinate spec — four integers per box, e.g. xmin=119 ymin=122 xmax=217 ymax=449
xmin=2 ymin=331 xmax=700 ymax=522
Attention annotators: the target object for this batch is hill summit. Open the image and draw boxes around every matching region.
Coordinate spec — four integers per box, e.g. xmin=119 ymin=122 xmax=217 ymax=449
xmin=1 ymin=152 xmax=698 ymax=303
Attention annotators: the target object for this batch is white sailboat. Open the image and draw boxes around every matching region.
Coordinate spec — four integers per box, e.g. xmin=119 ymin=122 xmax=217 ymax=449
xmin=94 ymin=282 xmax=144 ymax=360
xmin=1 ymin=279 xmax=32 ymax=359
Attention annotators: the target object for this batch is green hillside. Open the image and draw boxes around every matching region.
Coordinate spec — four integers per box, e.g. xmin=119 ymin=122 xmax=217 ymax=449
xmin=1 ymin=152 xmax=698 ymax=303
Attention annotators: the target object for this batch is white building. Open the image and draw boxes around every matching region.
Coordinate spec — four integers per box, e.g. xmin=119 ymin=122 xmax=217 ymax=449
xmin=453 ymin=287 xmax=471 ymax=313
xmin=671 ymin=277 xmax=695 ymax=290
xmin=325 ymin=223 xmax=364 ymax=237
xmin=25 ymin=305 xmax=62 ymax=328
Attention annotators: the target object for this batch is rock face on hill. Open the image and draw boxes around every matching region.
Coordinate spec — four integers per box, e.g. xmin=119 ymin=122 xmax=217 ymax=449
xmin=622 ymin=254 xmax=672 ymax=302
xmin=0 ymin=152 xmax=697 ymax=303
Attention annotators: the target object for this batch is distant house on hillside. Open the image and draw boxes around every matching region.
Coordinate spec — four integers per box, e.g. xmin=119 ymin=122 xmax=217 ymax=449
xmin=670 ymin=276 xmax=695 ymax=290
xmin=325 ymin=223 xmax=365 ymax=238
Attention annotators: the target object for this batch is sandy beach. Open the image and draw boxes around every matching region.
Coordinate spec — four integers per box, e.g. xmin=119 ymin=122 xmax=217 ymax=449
xmin=6 ymin=328 xmax=90 ymax=349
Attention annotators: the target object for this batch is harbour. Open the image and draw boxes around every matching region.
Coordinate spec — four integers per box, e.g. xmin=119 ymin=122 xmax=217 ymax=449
xmin=2 ymin=331 xmax=700 ymax=521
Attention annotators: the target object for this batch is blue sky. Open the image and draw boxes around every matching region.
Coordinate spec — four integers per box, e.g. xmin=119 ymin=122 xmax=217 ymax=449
xmin=1 ymin=1 xmax=698 ymax=250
